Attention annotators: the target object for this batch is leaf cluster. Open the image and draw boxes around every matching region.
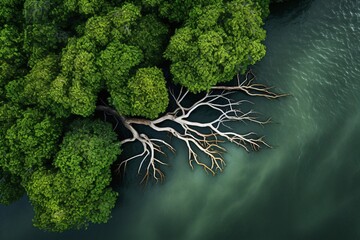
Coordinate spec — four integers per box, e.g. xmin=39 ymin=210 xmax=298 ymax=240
xmin=26 ymin=120 xmax=120 ymax=232
xmin=0 ymin=0 xmax=270 ymax=232
xmin=165 ymin=0 xmax=267 ymax=92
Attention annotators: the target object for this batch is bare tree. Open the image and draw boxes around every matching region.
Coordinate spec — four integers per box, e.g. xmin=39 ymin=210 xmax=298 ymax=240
xmin=96 ymin=71 xmax=286 ymax=183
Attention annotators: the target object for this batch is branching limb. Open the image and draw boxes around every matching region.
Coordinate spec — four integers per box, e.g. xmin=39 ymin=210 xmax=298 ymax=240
xmin=97 ymin=70 xmax=285 ymax=182
xmin=212 ymin=70 xmax=289 ymax=99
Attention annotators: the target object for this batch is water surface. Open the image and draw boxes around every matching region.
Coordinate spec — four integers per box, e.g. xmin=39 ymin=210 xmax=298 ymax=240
xmin=1 ymin=0 xmax=360 ymax=239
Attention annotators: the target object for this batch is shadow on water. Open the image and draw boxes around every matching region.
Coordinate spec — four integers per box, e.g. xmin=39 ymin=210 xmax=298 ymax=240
xmin=270 ymin=0 xmax=314 ymax=19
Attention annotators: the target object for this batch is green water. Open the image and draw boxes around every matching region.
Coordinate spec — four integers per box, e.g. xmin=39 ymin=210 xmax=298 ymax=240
xmin=1 ymin=0 xmax=360 ymax=239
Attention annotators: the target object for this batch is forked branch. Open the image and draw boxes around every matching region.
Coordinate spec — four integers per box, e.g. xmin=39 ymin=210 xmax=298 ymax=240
xmin=212 ymin=70 xmax=289 ymax=99
xmin=97 ymin=71 xmax=285 ymax=183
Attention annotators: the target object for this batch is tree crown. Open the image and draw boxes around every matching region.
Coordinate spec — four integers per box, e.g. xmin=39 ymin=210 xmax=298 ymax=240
xmin=0 ymin=0 xmax=271 ymax=232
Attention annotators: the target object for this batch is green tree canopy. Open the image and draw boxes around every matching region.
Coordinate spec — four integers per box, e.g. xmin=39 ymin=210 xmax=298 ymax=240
xmin=50 ymin=36 xmax=101 ymax=117
xmin=0 ymin=169 xmax=25 ymax=205
xmin=142 ymin=0 xmax=222 ymax=22
xmin=127 ymin=67 xmax=169 ymax=119
xmin=6 ymin=54 xmax=70 ymax=117
xmin=0 ymin=0 xmax=271 ymax=232
xmin=0 ymin=105 xmax=62 ymax=178
xmin=0 ymin=0 xmax=24 ymax=25
xmin=26 ymin=119 xmax=121 ymax=231
xmin=164 ymin=0 xmax=266 ymax=93
xmin=0 ymin=24 xmax=25 ymax=99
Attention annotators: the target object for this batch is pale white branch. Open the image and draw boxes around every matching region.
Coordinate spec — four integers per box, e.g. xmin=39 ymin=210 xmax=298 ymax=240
xmin=97 ymin=70 xmax=285 ymax=182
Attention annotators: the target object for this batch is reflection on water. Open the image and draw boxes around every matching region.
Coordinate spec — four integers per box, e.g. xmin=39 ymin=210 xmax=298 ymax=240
xmin=1 ymin=0 xmax=360 ymax=239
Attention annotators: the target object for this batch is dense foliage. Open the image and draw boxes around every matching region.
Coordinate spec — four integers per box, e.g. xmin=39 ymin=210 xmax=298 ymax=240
xmin=26 ymin=120 xmax=120 ymax=231
xmin=164 ymin=0 xmax=267 ymax=92
xmin=0 ymin=0 xmax=272 ymax=232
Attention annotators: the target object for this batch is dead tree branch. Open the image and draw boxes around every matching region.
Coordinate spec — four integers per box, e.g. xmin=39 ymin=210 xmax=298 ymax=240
xmin=97 ymin=71 xmax=285 ymax=183
xmin=212 ymin=70 xmax=289 ymax=99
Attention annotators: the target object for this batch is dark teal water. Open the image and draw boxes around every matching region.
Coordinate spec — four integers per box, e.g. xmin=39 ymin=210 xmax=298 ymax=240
xmin=1 ymin=0 xmax=360 ymax=239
